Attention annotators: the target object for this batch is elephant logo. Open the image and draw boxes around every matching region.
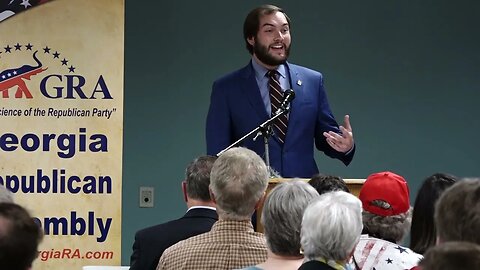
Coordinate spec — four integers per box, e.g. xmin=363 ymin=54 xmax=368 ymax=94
xmin=0 ymin=51 xmax=48 ymax=98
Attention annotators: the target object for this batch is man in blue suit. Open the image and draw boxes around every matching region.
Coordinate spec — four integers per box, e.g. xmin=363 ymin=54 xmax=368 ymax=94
xmin=206 ymin=4 xmax=355 ymax=178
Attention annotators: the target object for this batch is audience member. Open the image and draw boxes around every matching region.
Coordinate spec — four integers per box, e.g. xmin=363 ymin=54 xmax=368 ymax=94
xmin=0 ymin=184 xmax=14 ymax=203
xmin=409 ymin=173 xmax=457 ymax=254
xmin=130 ymin=155 xmax=218 ymax=270
xmin=241 ymin=180 xmax=320 ymax=270
xmin=419 ymin=241 xmax=480 ymax=270
xmin=308 ymin=174 xmax=349 ymax=195
xmin=435 ymin=178 xmax=480 ymax=244
xmin=299 ymin=191 xmax=362 ymax=270
xmin=158 ymin=147 xmax=269 ymax=269
xmin=0 ymin=202 xmax=43 ymax=270
xmin=354 ymin=171 xmax=422 ymax=269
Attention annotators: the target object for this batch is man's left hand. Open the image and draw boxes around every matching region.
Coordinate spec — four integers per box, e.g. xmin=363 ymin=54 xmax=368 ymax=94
xmin=323 ymin=115 xmax=354 ymax=153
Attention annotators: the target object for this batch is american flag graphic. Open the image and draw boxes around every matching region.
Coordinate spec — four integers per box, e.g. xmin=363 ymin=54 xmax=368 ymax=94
xmin=0 ymin=0 xmax=51 ymax=22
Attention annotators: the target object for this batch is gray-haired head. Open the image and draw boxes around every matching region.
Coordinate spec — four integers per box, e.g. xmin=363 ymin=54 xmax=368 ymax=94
xmin=185 ymin=155 xmax=217 ymax=201
xmin=210 ymin=147 xmax=269 ymax=220
xmin=435 ymin=178 xmax=480 ymax=244
xmin=301 ymin=191 xmax=363 ymax=262
xmin=262 ymin=180 xmax=320 ymax=256
xmin=362 ymin=207 xmax=413 ymax=243
xmin=0 ymin=185 xmax=13 ymax=203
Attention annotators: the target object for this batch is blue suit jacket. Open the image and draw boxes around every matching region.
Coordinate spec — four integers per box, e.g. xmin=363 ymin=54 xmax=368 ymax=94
xmin=206 ymin=61 xmax=354 ymax=178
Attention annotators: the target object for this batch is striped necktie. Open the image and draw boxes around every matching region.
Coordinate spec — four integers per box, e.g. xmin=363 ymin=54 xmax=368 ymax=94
xmin=268 ymin=70 xmax=288 ymax=144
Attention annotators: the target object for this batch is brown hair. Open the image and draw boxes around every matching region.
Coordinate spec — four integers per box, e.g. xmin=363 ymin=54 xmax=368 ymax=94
xmin=243 ymin=5 xmax=291 ymax=54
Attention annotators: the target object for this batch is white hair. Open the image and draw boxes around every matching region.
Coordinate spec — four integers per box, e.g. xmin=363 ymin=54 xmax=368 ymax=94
xmin=301 ymin=191 xmax=363 ymax=261
xmin=262 ymin=180 xmax=320 ymax=256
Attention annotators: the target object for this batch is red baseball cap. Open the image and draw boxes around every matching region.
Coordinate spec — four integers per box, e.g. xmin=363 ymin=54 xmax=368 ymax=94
xmin=359 ymin=171 xmax=410 ymax=216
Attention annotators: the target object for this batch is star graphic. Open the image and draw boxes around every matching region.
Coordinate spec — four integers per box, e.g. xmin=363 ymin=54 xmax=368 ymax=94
xmin=20 ymin=0 xmax=32 ymax=9
xmin=43 ymin=46 xmax=51 ymax=53
xmin=14 ymin=43 xmax=22 ymax=50
xmin=68 ymin=65 xmax=76 ymax=73
xmin=386 ymin=258 xmax=393 ymax=264
xmin=26 ymin=43 xmax=33 ymax=50
xmin=4 ymin=45 xmax=12 ymax=53
xmin=53 ymin=51 xmax=60 ymax=58
xmin=394 ymin=246 xmax=408 ymax=254
xmin=61 ymin=58 xmax=68 ymax=66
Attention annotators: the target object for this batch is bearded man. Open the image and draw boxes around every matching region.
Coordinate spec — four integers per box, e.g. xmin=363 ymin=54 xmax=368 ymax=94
xmin=206 ymin=4 xmax=355 ymax=178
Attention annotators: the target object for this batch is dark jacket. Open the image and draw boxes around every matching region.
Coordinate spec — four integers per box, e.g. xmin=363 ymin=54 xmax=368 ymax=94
xmin=129 ymin=207 xmax=218 ymax=270
xmin=298 ymin=260 xmax=337 ymax=270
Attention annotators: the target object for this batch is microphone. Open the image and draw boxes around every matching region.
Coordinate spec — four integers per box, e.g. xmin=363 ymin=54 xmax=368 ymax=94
xmin=275 ymin=89 xmax=295 ymax=115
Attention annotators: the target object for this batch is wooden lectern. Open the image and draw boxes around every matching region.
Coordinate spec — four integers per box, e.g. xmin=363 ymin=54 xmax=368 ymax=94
xmin=256 ymin=178 xmax=365 ymax=232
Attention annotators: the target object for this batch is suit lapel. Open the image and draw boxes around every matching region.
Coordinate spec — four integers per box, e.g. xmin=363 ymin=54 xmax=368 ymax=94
xmin=240 ymin=62 xmax=269 ymax=120
xmin=284 ymin=63 xmax=303 ymax=145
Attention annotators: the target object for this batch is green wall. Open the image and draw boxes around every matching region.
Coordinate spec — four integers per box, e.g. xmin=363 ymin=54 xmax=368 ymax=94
xmin=122 ymin=0 xmax=480 ymax=264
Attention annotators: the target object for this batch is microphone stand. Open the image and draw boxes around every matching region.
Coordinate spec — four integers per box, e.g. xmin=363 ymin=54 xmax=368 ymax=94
xmin=216 ymin=104 xmax=291 ymax=176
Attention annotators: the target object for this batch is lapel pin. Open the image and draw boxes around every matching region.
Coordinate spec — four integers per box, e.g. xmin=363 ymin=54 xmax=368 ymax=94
xmin=297 ymin=80 xmax=302 ymax=86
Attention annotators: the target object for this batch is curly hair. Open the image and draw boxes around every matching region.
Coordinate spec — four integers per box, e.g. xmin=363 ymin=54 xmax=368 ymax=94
xmin=362 ymin=201 xmax=412 ymax=243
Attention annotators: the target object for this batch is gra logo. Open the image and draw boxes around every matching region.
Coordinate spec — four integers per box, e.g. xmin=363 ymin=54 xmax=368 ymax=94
xmin=0 ymin=42 xmax=112 ymax=99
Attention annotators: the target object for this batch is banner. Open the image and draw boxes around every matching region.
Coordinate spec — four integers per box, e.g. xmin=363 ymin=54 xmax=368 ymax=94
xmin=0 ymin=0 xmax=52 ymax=22
xmin=0 ymin=0 xmax=124 ymax=269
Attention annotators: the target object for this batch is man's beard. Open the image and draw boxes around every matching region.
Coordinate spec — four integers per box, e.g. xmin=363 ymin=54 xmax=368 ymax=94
xmin=253 ymin=40 xmax=290 ymax=67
